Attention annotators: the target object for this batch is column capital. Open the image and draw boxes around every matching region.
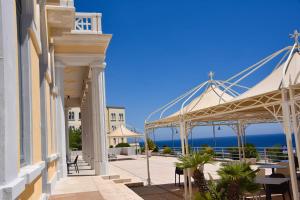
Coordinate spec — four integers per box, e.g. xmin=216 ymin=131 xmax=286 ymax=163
xmin=55 ymin=60 xmax=65 ymax=68
xmin=90 ymin=62 xmax=106 ymax=70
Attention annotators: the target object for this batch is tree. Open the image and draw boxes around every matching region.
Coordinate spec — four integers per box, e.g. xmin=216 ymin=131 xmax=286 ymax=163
xmin=69 ymin=128 xmax=82 ymax=150
xmin=176 ymin=152 xmax=213 ymax=194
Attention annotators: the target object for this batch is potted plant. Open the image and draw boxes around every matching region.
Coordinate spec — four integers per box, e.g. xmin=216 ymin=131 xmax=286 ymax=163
xmin=146 ymin=138 xmax=156 ymax=157
xmin=176 ymin=152 xmax=213 ymax=194
xmin=217 ymin=162 xmax=260 ymax=200
xmin=244 ymin=143 xmax=259 ymax=164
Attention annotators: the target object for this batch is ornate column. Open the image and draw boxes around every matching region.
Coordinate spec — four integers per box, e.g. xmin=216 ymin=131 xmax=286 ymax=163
xmin=55 ymin=64 xmax=67 ymax=178
xmin=88 ymin=81 xmax=95 ymax=168
xmin=91 ymin=62 xmax=108 ymax=175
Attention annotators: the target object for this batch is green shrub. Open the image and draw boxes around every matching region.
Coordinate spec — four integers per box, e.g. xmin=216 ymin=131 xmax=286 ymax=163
xmin=153 ymin=145 xmax=159 ymax=152
xmin=227 ymin=147 xmax=239 ymax=160
xmin=200 ymin=145 xmax=215 ymax=156
xmin=163 ymin=147 xmax=172 ymax=154
xmin=69 ymin=128 xmax=82 ymax=150
xmin=109 ymin=145 xmax=113 ymax=148
xmin=115 ymin=142 xmax=130 ymax=147
xmin=146 ymin=138 xmax=156 ymax=151
xmin=267 ymin=144 xmax=287 ymax=161
xmin=244 ymin=143 xmax=258 ymax=159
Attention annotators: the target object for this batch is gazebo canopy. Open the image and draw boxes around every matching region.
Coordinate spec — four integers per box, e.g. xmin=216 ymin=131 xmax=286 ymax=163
xmin=108 ymin=125 xmax=143 ymax=138
xmin=182 ymin=49 xmax=300 ymax=124
xmin=145 ymin=45 xmax=299 ymax=129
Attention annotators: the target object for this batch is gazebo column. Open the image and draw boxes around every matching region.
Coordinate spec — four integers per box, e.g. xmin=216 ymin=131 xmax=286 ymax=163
xmin=179 ymin=119 xmax=188 ymax=199
xmin=289 ymin=88 xmax=300 ymax=168
xmin=55 ymin=66 xmax=68 ymax=178
xmin=184 ymin=123 xmax=192 ymax=200
xmin=238 ymin=122 xmax=246 ymax=160
xmin=281 ymin=88 xmax=299 ymax=200
xmin=144 ymin=127 xmax=151 ymax=185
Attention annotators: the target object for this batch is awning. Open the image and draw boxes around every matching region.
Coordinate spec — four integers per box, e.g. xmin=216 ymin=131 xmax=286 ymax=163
xmin=108 ymin=125 xmax=143 ymax=138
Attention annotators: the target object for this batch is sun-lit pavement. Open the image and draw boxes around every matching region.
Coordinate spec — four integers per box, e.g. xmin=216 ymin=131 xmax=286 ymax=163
xmin=50 ymin=157 xmax=143 ymax=200
xmin=109 ymin=155 xmax=222 ymax=185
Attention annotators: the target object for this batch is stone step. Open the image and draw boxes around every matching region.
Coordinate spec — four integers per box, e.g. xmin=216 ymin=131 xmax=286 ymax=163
xmin=125 ymin=182 xmax=144 ymax=188
xmin=101 ymin=174 xmax=121 ymax=180
xmin=113 ymin=178 xmax=132 ymax=184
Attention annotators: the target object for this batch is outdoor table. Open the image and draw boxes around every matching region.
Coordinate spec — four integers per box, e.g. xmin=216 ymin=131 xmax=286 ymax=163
xmin=255 ymin=177 xmax=290 ymax=200
xmin=257 ymin=164 xmax=287 ymax=174
xmin=255 ymin=177 xmax=290 ymax=185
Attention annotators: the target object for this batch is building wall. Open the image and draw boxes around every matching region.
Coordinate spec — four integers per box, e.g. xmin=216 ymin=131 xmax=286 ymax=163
xmin=30 ymin=39 xmax=42 ymax=164
xmin=0 ymin=0 xmax=110 ymax=198
xmin=106 ymin=107 xmax=126 ymax=146
xmin=18 ymin=176 xmax=42 ymax=200
xmin=68 ymin=107 xmax=81 ymax=129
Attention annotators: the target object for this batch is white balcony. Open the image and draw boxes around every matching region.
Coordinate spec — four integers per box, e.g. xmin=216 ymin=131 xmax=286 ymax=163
xmin=60 ymin=0 xmax=74 ymax=7
xmin=73 ymin=12 xmax=102 ymax=34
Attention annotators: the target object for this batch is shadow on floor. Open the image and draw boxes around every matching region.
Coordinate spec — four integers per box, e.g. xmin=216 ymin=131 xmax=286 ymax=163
xmin=49 ymin=191 xmax=104 ymax=200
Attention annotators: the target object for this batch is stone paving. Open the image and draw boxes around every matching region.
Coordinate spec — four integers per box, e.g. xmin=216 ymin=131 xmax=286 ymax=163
xmin=50 ymin=157 xmax=143 ymax=200
xmin=51 ymin=155 xmax=295 ymax=200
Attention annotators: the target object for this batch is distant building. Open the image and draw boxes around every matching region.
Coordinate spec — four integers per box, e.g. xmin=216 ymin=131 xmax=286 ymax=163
xmin=67 ymin=106 xmax=127 ymax=146
xmin=106 ymin=106 xmax=127 ymax=146
xmin=68 ymin=107 xmax=81 ymax=130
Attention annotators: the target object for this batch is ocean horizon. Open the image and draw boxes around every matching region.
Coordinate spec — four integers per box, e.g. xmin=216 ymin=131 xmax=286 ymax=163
xmin=139 ymin=133 xmax=296 ymax=148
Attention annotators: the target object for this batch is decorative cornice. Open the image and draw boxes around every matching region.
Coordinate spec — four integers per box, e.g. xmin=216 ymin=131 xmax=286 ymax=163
xmin=90 ymin=62 xmax=106 ymax=69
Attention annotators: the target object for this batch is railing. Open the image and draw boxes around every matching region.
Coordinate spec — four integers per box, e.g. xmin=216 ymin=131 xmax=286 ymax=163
xmin=153 ymin=146 xmax=290 ymax=163
xmin=74 ymin=13 xmax=102 ymax=34
xmin=60 ymin=0 xmax=74 ymax=7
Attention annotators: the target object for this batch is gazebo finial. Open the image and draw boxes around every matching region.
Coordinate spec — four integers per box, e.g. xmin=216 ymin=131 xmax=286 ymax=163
xmin=208 ymin=71 xmax=214 ymax=81
xmin=290 ymin=30 xmax=300 ymax=49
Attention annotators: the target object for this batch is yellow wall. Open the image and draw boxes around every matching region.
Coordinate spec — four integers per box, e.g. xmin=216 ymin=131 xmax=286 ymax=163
xmin=46 ymin=83 xmax=53 ymax=155
xmin=18 ymin=175 xmax=42 ymax=200
xmin=47 ymin=160 xmax=57 ymax=181
xmin=30 ymin=39 xmax=42 ymax=164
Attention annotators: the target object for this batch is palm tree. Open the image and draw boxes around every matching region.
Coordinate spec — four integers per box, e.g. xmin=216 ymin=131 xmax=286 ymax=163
xmin=217 ymin=162 xmax=260 ymax=200
xmin=176 ymin=152 xmax=213 ymax=194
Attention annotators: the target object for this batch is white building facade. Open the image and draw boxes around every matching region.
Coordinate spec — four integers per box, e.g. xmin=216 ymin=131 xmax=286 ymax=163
xmin=0 ymin=0 xmax=111 ymax=199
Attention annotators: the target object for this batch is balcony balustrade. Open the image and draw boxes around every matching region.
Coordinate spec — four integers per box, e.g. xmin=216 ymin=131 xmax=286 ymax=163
xmin=74 ymin=13 xmax=102 ymax=34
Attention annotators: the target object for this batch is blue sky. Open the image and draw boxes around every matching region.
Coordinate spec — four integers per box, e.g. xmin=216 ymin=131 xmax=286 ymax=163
xmin=75 ymin=0 xmax=300 ymax=140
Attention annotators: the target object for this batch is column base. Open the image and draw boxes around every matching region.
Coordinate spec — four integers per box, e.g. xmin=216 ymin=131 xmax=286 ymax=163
xmin=58 ymin=162 xmax=67 ymax=178
xmin=94 ymin=161 xmax=108 ymax=175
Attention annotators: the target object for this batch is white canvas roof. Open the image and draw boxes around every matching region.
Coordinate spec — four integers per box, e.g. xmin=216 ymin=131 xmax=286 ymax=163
xmin=147 ymin=83 xmax=234 ymax=127
xmin=146 ymin=50 xmax=300 ymax=128
xmin=234 ymin=52 xmax=300 ymax=100
xmin=108 ymin=125 xmax=143 ymax=138
xmin=169 ymin=84 xmax=234 ymax=117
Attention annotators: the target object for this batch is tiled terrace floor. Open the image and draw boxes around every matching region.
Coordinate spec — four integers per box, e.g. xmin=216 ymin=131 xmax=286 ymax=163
xmin=50 ymin=156 xmax=142 ymax=200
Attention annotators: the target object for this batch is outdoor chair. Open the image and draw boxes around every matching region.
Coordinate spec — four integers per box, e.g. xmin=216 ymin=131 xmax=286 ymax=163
xmin=294 ymin=156 xmax=299 ymax=170
xmin=67 ymin=155 xmax=79 ymax=174
xmin=256 ymin=169 xmax=266 ymax=177
xmin=175 ymin=167 xmax=184 ymax=186
xmin=108 ymin=153 xmax=117 ymax=161
xmin=265 ymin=173 xmax=292 ymax=200
xmin=275 ymin=162 xmax=290 ymax=177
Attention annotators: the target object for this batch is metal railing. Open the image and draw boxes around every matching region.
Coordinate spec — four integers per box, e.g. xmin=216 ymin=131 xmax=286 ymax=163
xmin=74 ymin=13 xmax=102 ymax=34
xmin=60 ymin=0 xmax=74 ymax=7
xmin=152 ymin=146 xmax=290 ymax=163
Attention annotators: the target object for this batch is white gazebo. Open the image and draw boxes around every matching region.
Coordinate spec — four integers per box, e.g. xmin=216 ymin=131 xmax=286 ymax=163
xmin=109 ymin=124 xmax=143 ymax=139
xmin=145 ymin=31 xmax=300 ymax=199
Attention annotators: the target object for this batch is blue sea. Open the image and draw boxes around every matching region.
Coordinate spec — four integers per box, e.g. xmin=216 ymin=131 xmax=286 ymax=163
xmin=139 ymin=133 xmax=296 ymax=148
